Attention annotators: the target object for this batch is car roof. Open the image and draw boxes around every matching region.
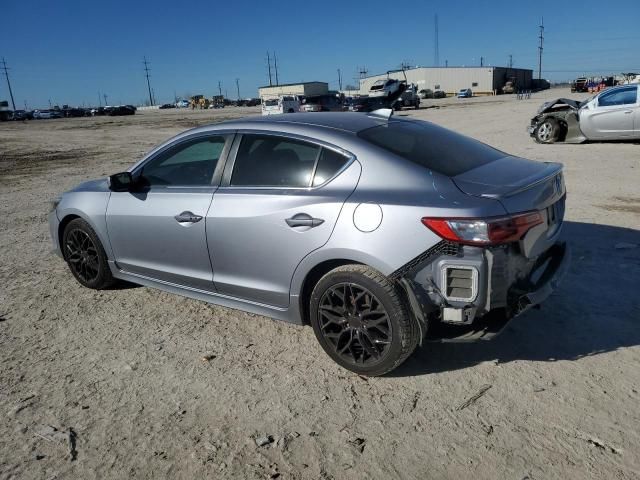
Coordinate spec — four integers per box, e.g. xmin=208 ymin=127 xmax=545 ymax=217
xmin=208 ymin=112 xmax=392 ymax=135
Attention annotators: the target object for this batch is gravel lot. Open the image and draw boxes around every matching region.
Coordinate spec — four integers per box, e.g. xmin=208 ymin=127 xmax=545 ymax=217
xmin=1 ymin=89 xmax=639 ymax=479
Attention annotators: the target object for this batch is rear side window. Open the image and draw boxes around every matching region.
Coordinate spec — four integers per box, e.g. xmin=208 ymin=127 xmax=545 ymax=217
xmin=312 ymin=148 xmax=349 ymax=186
xmin=358 ymin=121 xmax=504 ymax=176
xmin=231 ymin=135 xmax=349 ymax=187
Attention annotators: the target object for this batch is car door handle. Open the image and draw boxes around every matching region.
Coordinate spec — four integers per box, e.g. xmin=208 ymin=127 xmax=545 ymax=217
xmin=286 ymin=213 xmax=324 ymax=228
xmin=174 ymin=211 xmax=203 ymax=223
xmin=624 ymin=110 xmax=633 ymax=114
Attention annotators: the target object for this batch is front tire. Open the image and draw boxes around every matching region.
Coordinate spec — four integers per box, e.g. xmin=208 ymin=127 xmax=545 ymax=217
xmin=62 ymin=218 xmax=115 ymax=289
xmin=535 ymin=118 xmax=561 ymax=143
xmin=309 ymin=265 xmax=419 ymax=376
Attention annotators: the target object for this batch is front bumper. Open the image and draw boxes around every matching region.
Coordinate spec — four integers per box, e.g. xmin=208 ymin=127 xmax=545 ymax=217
xmin=48 ymin=209 xmax=63 ymax=258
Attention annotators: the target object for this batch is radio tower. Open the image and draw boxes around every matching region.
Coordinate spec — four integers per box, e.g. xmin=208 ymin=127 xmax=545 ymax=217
xmin=434 ymin=14 xmax=439 ymax=67
xmin=537 ymin=17 xmax=544 ymax=80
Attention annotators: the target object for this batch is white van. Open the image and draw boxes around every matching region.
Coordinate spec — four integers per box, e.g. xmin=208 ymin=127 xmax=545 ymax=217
xmin=261 ymin=95 xmax=300 ymax=115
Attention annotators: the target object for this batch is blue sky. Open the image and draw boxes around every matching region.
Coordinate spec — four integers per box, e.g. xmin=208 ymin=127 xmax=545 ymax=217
xmin=1 ymin=0 xmax=638 ymax=108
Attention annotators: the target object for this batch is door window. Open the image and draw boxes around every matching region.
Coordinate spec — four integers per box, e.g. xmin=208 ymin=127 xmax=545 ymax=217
xmin=231 ymin=135 xmax=320 ymax=187
xmin=598 ymin=87 xmax=637 ymax=107
xmin=141 ymin=136 xmax=226 ymax=186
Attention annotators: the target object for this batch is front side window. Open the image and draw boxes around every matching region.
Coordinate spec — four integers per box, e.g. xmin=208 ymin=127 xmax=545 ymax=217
xmin=598 ymin=87 xmax=638 ymax=107
xmin=141 ymin=136 xmax=226 ymax=186
xmin=231 ymin=135 xmax=349 ymax=187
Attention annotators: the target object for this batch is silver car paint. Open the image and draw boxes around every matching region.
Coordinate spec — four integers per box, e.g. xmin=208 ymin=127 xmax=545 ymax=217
xmin=579 ymin=86 xmax=639 ymax=139
xmin=51 ymin=113 xmax=566 ymax=326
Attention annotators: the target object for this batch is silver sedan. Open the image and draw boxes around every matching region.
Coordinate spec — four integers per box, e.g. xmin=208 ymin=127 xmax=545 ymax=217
xmin=529 ymin=84 xmax=640 ymax=143
xmin=49 ymin=112 xmax=569 ymax=376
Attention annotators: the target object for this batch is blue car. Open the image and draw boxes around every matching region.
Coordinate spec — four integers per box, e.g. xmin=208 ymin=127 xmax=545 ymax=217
xmin=457 ymin=88 xmax=472 ymax=98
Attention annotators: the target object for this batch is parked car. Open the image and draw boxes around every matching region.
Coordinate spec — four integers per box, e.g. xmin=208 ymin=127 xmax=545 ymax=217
xmin=299 ymin=94 xmax=343 ymax=112
xmin=348 ymin=96 xmax=393 ymax=112
xmin=529 ymin=84 xmax=640 ymax=143
xmin=159 ymin=103 xmax=176 ymax=109
xmin=176 ymin=100 xmax=190 ymax=108
xmin=49 ymin=112 xmax=569 ymax=376
xmin=457 ymin=88 xmax=473 ymax=98
xmin=33 ymin=109 xmax=62 ymax=119
xmin=432 ymin=90 xmax=447 ymax=99
xmin=261 ymin=95 xmax=300 ymax=115
xmin=108 ymin=105 xmax=136 ymax=116
xmin=13 ymin=110 xmax=34 ymax=120
xmin=419 ymin=89 xmax=434 ymax=99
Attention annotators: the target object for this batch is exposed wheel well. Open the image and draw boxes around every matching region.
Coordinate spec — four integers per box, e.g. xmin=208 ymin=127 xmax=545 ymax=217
xmin=58 ymin=214 xmax=81 ymax=257
xmin=299 ymin=259 xmax=363 ymax=325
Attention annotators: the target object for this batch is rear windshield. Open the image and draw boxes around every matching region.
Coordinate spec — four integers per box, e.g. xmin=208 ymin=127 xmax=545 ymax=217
xmin=357 ymin=121 xmax=504 ymax=176
xmin=264 ymin=99 xmax=278 ymax=106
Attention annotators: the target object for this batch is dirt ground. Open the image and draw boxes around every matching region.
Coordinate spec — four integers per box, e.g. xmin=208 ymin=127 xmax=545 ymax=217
xmin=1 ymin=90 xmax=639 ymax=480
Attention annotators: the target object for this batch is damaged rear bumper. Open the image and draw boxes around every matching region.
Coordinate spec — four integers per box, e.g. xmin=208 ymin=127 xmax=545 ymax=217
xmin=397 ymin=240 xmax=571 ymax=343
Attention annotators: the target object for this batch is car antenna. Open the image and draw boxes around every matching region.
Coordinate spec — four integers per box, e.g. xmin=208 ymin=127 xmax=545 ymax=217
xmin=369 ymin=108 xmax=394 ymax=120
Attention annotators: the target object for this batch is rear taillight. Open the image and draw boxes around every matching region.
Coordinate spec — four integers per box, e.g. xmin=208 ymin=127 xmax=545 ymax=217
xmin=421 ymin=211 xmax=543 ymax=246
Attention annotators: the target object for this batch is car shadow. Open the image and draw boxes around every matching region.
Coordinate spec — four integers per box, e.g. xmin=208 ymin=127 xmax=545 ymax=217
xmin=389 ymin=221 xmax=640 ymax=377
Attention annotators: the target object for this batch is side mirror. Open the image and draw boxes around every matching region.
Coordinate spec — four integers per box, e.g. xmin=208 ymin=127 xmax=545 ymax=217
xmin=108 ymin=172 xmax=134 ymax=192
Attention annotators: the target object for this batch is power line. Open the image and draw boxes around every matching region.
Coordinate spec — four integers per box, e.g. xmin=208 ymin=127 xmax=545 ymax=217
xmin=434 ymin=14 xmax=439 ymax=67
xmin=538 ymin=17 xmax=544 ymax=80
xmin=273 ymin=52 xmax=279 ymax=86
xmin=1 ymin=58 xmax=16 ymax=111
xmin=143 ymin=56 xmax=154 ymax=105
xmin=266 ymin=51 xmax=273 ymax=86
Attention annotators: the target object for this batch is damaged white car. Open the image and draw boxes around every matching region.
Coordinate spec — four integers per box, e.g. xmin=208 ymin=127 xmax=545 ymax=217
xmin=529 ymin=84 xmax=640 ymax=143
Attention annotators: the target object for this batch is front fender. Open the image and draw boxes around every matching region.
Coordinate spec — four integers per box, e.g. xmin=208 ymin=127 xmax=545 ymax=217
xmin=55 ymin=191 xmax=113 ymax=259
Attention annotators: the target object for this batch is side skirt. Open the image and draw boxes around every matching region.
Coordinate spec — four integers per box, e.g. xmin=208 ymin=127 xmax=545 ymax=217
xmin=108 ymin=261 xmax=302 ymax=325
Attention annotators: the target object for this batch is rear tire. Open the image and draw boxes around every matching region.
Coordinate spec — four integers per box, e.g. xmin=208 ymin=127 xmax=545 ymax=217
xmin=309 ymin=265 xmax=419 ymax=376
xmin=62 ymin=218 xmax=115 ymax=290
xmin=535 ymin=118 xmax=561 ymax=143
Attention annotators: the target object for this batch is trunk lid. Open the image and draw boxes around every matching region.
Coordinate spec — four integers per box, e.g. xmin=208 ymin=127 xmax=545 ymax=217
xmin=452 ymin=156 xmax=564 ymax=212
xmin=453 ymin=156 xmax=566 ymax=258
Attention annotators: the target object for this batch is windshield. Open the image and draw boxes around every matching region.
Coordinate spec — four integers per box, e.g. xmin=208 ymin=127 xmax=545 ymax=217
xmin=358 ymin=120 xmax=505 ymax=177
xmin=264 ymin=99 xmax=278 ymax=106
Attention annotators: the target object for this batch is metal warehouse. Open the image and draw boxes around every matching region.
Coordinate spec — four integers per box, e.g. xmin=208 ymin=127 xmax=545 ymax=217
xmin=359 ymin=67 xmax=533 ymax=96
xmin=258 ymin=82 xmax=328 ymax=99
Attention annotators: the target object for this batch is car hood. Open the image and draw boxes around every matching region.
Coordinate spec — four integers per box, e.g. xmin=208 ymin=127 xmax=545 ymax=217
xmin=69 ymin=178 xmax=110 ymax=193
xmin=536 ymin=98 xmax=582 ymax=114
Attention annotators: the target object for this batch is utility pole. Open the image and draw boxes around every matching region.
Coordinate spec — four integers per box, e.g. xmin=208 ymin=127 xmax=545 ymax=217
xmin=98 ymin=92 xmax=102 ymax=107
xmin=537 ymin=17 xmax=544 ymax=80
xmin=266 ymin=51 xmax=273 ymax=86
xmin=218 ymin=81 xmax=222 ymax=97
xmin=236 ymin=78 xmax=240 ymax=99
xmin=24 ymin=100 xmax=28 ymax=110
xmin=103 ymin=94 xmax=108 ymax=106
xmin=273 ymin=52 xmax=279 ymax=86
xmin=143 ymin=56 xmax=154 ymax=105
xmin=508 ymin=54 xmax=513 ymax=69
xmin=337 ymin=69 xmax=342 ymax=90
xmin=445 ymin=59 xmax=448 ymax=67
xmin=480 ymin=56 xmax=484 ymax=67
xmin=1 ymin=58 xmax=16 ymax=111
xmin=434 ymin=14 xmax=439 ymax=67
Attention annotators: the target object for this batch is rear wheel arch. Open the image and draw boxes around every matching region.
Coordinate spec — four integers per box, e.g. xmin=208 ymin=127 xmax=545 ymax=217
xmin=299 ymin=259 xmax=363 ymax=325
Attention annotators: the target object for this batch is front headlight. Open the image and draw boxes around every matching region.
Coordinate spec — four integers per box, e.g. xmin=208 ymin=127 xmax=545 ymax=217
xmin=49 ymin=196 xmax=61 ymax=213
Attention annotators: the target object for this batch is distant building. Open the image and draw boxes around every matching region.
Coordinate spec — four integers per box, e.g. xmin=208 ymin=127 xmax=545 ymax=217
xmin=359 ymin=67 xmax=533 ymax=96
xmin=258 ymin=82 xmax=328 ymax=99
